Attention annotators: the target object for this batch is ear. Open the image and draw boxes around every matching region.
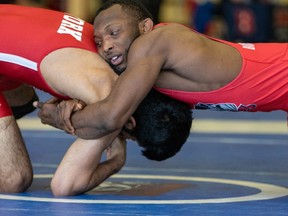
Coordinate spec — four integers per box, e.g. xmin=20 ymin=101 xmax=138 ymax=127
xmin=139 ymin=18 xmax=154 ymax=34
xmin=125 ymin=116 xmax=136 ymax=130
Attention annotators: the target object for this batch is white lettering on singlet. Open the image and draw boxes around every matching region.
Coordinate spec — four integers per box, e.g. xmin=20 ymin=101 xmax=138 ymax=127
xmin=238 ymin=43 xmax=255 ymax=50
xmin=57 ymin=15 xmax=85 ymax=41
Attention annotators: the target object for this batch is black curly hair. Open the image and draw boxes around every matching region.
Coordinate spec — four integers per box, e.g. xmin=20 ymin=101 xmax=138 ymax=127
xmin=125 ymin=89 xmax=193 ymax=161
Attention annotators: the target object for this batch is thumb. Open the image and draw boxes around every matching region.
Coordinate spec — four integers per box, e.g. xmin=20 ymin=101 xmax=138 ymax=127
xmin=45 ymin=97 xmax=60 ymax=104
xmin=33 ymin=101 xmax=43 ymax=109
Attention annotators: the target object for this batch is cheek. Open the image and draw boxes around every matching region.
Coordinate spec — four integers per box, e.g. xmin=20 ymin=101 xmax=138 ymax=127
xmin=121 ymin=31 xmax=139 ymax=49
xmin=97 ymin=50 xmax=105 ymax=59
xmin=118 ymin=37 xmax=133 ymax=51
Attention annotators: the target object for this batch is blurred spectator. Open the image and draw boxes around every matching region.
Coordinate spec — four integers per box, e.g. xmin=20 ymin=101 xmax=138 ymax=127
xmin=0 ymin=0 xmax=15 ymax=3
xmin=186 ymin=0 xmax=288 ymax=42
xmin=5 ymin=0 xmax=286 ymax=42
xmin=45 ymin=0 xmax=65 ymax=11
xmin=0 ymin=0 xmax=43 ymax=7
xmin=187 ymin=0 xmax=227 ymax=39
xmin=189 ymin=1 xmax=218 ymax=33
xmin=159 ymin=0 xmax=190 ymax=24
xmin=272 ymin=2 xmax=288 ymax=41
xmin=222 ymin=0 xmax=273 ymax=42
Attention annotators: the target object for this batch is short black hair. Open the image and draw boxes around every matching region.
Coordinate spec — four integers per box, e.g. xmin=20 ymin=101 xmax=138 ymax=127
xmin=97 ymin=0 xmax=153 ymax=22
xmin=129 ymin=89 xmax=193 ymax=161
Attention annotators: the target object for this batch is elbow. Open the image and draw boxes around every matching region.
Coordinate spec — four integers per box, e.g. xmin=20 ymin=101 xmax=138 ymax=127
xmin=97 ymin=111 xmax=126 ymax=135
xmin=105 ymin=117 xmax=123 ymax=133
xmin=51 ymin=177 xmax=78 ymax=197
xmin=51 ymin=178 xmax=70 ymax=197
xmin=98 ymin=100 xmax=129 ymax=133
xmin=106 ymin=109 xmax=129 ymax=132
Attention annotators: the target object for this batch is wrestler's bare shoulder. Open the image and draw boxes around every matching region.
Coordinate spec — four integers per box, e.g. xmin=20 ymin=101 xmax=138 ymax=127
xmin=130 ymin=23 xmax=196 ymax=57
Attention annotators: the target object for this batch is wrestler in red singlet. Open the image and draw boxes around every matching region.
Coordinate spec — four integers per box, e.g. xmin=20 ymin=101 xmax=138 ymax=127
xmin=154 ymin=24 xmax=288 ymax=113
xmin=0 ymin=5 xmax=97 ymax=117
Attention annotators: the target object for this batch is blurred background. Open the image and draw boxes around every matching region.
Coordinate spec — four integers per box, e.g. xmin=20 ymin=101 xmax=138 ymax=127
xmin=1 ymin=0 xmax=287 ymax=42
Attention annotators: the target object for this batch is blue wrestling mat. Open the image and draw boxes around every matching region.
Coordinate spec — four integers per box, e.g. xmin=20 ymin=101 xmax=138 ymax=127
xmin=0 ymin=91 xmax=287 ymax=216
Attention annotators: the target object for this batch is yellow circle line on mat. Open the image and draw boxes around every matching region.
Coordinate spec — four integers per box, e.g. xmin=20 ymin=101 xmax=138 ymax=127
xmin=0 ymin=174 xmax=287 ymax=204
xmin=18 ymin=117 xmax=287 ymax=134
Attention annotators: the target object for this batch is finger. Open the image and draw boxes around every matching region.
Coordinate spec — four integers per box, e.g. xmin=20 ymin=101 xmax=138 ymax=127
xmin=58 ymin=101 xmax=75 ymax=133
xmin=45 ymin=97 xmax=61 ymax=104
xmin=63 ymin=117 xmax=75 ymax=134
xmin=33 ymin=101 xmax=43 ymax=109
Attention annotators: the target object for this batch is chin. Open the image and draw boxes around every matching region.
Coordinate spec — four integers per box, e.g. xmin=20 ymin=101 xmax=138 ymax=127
xmin=111 ymin=65 xmax=125 ymax=75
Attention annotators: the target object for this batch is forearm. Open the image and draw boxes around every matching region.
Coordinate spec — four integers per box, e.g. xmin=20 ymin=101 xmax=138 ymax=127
xmin=55 ymin=157 xmax=125 ymax=196
xmin=82 ymin=156 xmax=125 ymax=194
xmin=51 ymin=133 xmax=124 ymax=196
xmin=69 ymin=137 xmax=126 ymax=196
xmin=70 ymin=101 xmax=123 ymax=139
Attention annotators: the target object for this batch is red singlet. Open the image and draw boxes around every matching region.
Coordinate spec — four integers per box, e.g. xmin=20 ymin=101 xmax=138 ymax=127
xmin=0 ymin=5 xmax=97 ymax=117
xmin=154 ymin=24 xmax=288 ymax=112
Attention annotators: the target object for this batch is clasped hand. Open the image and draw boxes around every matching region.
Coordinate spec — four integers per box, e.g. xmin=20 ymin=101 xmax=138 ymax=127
xmin=33 ymin=97 xmax=85 ymax=135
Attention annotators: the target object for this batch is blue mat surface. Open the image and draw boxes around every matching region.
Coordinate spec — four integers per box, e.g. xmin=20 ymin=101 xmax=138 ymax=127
xmin=0 ymin=91 xmax=287 ymax=216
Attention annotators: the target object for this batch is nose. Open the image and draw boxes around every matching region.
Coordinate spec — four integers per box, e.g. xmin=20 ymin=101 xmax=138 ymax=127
xmin=102 ymin=38 xmax=113 ymax=53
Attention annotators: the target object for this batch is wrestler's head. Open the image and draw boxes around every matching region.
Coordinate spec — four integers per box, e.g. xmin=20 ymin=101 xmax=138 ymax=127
xmin=122 ymin=89 xmax=193 ymax=161
xmin=94 ymin=0 xmax=153 ymax=74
